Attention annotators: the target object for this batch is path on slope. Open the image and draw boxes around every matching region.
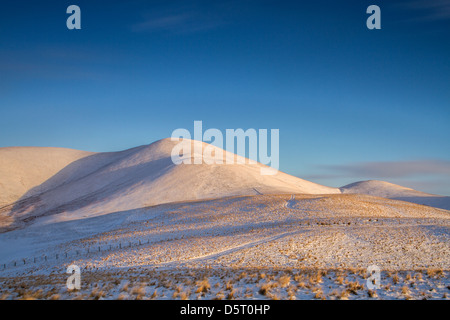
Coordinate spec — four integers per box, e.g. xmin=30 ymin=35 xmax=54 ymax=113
xmin=284 ymin=194 xmax=296 ymax=209
xmin=156 ymin=230 xmax=303 ymax=268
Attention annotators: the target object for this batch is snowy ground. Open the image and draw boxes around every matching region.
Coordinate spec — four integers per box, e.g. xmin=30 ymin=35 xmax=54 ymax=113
xmin=1 ymin=267 xmax=448 ymax=300
xmin=0 ymin=194 xmax=449 ymax=300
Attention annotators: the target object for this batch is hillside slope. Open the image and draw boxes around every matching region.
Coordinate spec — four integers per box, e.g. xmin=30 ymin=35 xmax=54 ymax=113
xmin=0 ymin=147 xmax=93 ymax=207
xmin=0 ymin=138 xmax=339 ymax=230
xmin=341 ymin=180 xmax=450 ymax=210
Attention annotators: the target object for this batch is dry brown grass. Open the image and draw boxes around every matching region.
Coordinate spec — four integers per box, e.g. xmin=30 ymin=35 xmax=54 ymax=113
xmin=427 ymin=268 xmax=444 ymax=278
xmin=313 ymin=287 xmax=325 ymax=300
xmin=415 ymin=272 xmax=423 ymax=281
xmin=258 ymin=281 xmax=278 ymax=296
xmin=346 ymin=281 xmax=364 ymax=295
xmin=89 ymin=288 xmax=106 ymax=300
xmin=392 ymin=273 xmax=400 ymax=284
xmin=195 ymin=279 xmax=211 ymax=294
xmin=278 ymin=275 xmax=291 ymax=288
xmin=339 ymin=290 xmax=350 ymax=300
xmin=401 ymin=286 xmax=410 ymax=295
xmin=226 ymin=289 xmax=236 ymax=300
xmin=367 ymin=289 xmax=378 ymax=298
xmin=131 ymin=285 xmax=146 ymax=299
xmin=335 ymin=275 xmax=344 ymax=285
xmin=179 ymin=290 xmax=190 ymax=300
xmin=225 ymin=280 xmax=233 ymax=291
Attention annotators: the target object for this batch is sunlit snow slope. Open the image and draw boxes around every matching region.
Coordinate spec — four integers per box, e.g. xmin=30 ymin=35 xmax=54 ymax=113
xmin=341 ymin=180 xmax=450 ymax=210
xmin=0 ymin=138 xmax=338 ymax=230
xmin=0 ymin=147 xmax=93 ymax=207
xmin=2 ymin=139 xmax=448 ymax=232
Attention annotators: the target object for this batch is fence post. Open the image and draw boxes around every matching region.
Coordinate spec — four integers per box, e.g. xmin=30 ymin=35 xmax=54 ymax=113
xmin=98 ymin=246 xmax=101 ymax=252
xmin=14 ymin=261 xmax=16 ymax=267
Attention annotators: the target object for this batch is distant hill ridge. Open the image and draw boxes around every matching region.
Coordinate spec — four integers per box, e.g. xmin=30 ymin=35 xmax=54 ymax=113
xmin=0 ymin=139 xmax=448 ymax=231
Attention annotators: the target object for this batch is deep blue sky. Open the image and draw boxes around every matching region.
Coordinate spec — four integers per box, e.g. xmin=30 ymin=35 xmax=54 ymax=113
xmin=1 ymin=0 xmax=449 ymax=195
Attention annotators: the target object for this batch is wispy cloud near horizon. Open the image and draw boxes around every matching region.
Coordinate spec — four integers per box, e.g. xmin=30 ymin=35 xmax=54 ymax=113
xmin=303 ymin=160 xmax=450 ymax=196
xmin=130 ymin=1 xmax=243 ymax=34
xmin=321 ymin=160 xmax=450 ymax=179
xmin=131 ymin=12 xmax=224 ymax=34
xmin=395 ymin=0 xmax=450 ymax=22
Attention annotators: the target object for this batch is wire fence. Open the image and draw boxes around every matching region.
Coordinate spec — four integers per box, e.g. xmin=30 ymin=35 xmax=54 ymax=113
xmin=1 ymin=237 xmax=153 ymax=271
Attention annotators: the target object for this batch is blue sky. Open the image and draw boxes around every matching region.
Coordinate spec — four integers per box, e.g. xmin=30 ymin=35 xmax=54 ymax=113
xmin=1 ymin=0 xmax=449 ymax=195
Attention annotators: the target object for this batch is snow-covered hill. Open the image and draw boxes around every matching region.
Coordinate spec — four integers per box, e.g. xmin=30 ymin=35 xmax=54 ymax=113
xmin=0 ymin=138 xmax=339 ymax=230
xmin=2 ymin=139 xmax=448 ymax=232
xmin=341 ymin=180 xmax=450 ymax=210
xmin=0 ymin=147 xmax=93 ymax=207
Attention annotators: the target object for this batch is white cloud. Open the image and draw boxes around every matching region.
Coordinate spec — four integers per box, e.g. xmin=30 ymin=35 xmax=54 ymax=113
xmin=324 ymin=160 xmax=450 ymax=178
xmin=397 ymin=0 xmax=450 ymax=21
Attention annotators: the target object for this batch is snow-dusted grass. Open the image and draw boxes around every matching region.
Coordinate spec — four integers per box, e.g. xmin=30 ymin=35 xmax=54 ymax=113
xmin=1 ymin=267 xmax=448 ymax=300
xmin=0 ymin=194 xmax=448 ymax=299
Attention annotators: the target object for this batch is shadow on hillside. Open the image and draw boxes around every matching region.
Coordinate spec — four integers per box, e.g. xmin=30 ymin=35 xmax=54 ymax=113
xmin=393 ymin=196 xmax=450 ymax=211
xmin=1 ymin=145 xmax=176 ymax=232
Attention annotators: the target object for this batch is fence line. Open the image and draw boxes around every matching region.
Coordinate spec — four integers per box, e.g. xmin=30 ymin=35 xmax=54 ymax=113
xmin=1 ymin=237 xmax=153 ymax=271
